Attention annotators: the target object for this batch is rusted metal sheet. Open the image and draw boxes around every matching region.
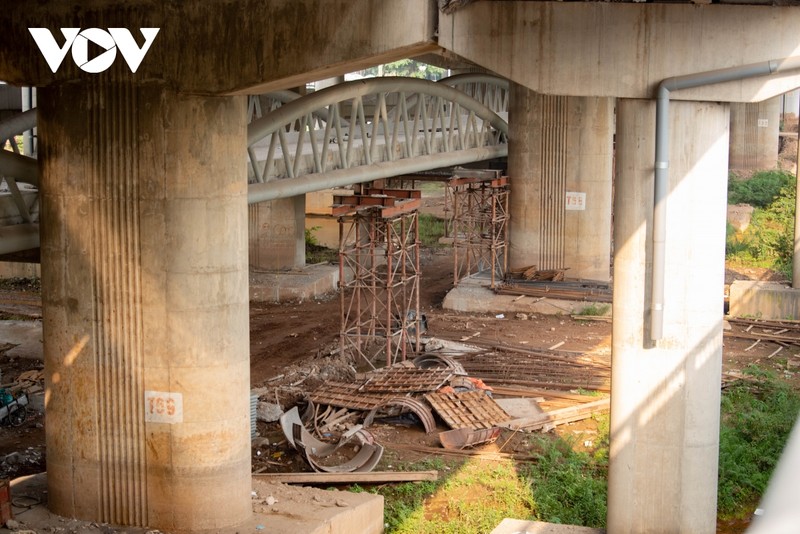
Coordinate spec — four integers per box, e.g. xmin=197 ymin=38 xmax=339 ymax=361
xmin=361 ymin=367 xmax=454 ymax=393
xmin=424 ymin=390 xmax=511 ymax=430
xmin=363 ymin=396 xmax=437 ymax=434
xmin=439 ymin=426 xmax=502 ymax=450
xmin=307 ymin=382 xmax=394 ymax=411
xmin=412 ymin=353 xmax=467 ymax=375
xmin=279 ymin=406 xmax=383 ymax=473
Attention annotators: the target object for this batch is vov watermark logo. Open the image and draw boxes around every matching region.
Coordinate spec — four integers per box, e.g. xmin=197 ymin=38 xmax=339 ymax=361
xmin=28 ymin=28 xmax=159 ymax=74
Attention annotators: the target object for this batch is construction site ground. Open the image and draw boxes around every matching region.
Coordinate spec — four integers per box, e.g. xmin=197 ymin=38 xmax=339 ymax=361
xmin=1 ymin=245 xmax=799 ymax=532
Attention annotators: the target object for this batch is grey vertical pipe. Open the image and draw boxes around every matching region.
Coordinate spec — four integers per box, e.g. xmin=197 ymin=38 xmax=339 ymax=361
xmin=652 ymin=57 xmax=800 ymax=340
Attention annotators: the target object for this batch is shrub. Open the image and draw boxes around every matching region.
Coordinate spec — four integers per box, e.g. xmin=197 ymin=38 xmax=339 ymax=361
xmin=728 ymin=170 xmax=794 ymax=208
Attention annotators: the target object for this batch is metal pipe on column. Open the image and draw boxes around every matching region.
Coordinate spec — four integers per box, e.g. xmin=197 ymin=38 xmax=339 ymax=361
xmin=652 ymin=56 xmax=800 ymax=340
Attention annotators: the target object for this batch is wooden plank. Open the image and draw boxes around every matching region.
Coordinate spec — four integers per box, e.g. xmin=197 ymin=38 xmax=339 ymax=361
xmin=253 ymin=470 xmax=439 ymax=484
xmin=503 ymin=398 xmax=610 ymax=431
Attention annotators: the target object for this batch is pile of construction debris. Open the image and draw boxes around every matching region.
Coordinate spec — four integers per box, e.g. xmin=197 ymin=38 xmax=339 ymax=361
xmin=255 ymin=337 xmax=611 ymax=475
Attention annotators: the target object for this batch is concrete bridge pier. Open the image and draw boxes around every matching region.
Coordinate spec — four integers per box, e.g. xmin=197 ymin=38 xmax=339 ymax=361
xmin=249 ymin=196 xmax=306 ymax=270
xmin=729 ymin=96 xmax=781 ymax=172
xmin=38 ymin=82 xmax=252 ymax=530
xmin=610 ymin=98 xmax=728 ymax=533
xmin=507 ymin=83 xmax=614 ymax=282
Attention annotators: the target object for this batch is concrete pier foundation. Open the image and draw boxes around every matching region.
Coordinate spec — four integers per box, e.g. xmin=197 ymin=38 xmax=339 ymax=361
xmin=38 ymin=83 xmax=252 ymax=530
xmin=609 ymin=98 xmax=728 ymax=533
xmin=508 ymin=84 xmax=613 ymax=282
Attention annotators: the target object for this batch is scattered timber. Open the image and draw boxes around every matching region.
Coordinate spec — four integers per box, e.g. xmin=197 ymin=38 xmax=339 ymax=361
xmin=495 ymin=281 xmax=612 ymax=303
xmin=253 ymin=470 xmax=439 ymax=485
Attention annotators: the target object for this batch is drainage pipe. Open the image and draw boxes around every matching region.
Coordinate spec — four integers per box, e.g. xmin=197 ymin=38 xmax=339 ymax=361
xmin=652 ymin=57 xmax=800 ymax=341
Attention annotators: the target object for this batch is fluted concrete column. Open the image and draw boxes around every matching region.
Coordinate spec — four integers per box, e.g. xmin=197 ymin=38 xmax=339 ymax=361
xmin=249 ymin=196 xmax=306 ymax=270
xmin=508 ymin=83 xmax=613 ymax=282
xmin=38 ymin=82 xmax=251 ymax=530
xmin=729 ymin=97 xmax=780 ymax=171
xmin=610 ymin=99 xmax=727 ymax=533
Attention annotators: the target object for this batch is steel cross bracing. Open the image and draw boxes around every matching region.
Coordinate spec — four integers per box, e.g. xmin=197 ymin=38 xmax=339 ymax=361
xmin=338 ymin=192 xmax=421 ymax=369
xmin=447 ymin=170 xmax=509 ymax=288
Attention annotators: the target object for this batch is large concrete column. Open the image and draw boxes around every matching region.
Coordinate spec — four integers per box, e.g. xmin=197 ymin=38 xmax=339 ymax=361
xmin=38 ymin=82 xmax=251 ymax=530
xmin=610 ymin=99 xmax=728 ymax=533
xmin=729 ymin=97 xmax=780 ymax=171
xmin=249 ymin=197 xmax=306 ymax=270
xmin=508 ymin=84 xmax=613 ymax=282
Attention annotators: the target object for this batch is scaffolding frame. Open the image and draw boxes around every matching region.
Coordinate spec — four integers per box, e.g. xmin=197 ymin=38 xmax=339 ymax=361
xmin=338 ymin=193 xmax=422 ymax=369
xmin=448 ymin=172 xmax=509 ymax=288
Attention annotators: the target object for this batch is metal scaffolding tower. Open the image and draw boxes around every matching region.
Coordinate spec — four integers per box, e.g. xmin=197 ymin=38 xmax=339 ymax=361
xmin=448 ymin=170 xmax=509 ymax=288
xmin=337 ymin=188 xmax=422 ymax=369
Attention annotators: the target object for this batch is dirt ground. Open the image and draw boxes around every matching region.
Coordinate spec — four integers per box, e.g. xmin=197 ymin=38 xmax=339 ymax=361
xmin=1 ymin=235 xmax=799 ymax=532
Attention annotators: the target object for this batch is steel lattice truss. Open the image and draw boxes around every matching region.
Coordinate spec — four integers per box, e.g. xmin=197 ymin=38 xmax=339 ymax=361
xmin=448 ymin=173 xmax=509 ymax=288
xmin=247 ymin=77 xmax=508 ymax=184
xmin=339 ymin=208 xmax=421 ymax=369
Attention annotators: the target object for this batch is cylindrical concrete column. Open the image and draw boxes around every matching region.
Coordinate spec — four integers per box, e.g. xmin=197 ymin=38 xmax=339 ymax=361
xmin=610 ymin=98 xmax=728 ymax=533
xmin=508 ymin=83 xmax=613 ymax=282
xmin=248 ymin=196 xmax=306 ymax=270
xmin=729 ymin=97 xmax=780 ymax=171
xmin=38 ymin=82 xmax=251 ymax=530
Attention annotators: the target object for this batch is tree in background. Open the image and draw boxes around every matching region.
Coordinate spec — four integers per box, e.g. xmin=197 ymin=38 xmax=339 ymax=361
xmin=360 ymin=60 xmax=446 ymax=81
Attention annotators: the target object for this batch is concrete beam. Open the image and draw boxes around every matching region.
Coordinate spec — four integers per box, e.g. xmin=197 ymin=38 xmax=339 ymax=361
xmin=440 ymin=3 xmax=800 ymax=102
xmin=0 ymin=0 xmax=437 ymax=94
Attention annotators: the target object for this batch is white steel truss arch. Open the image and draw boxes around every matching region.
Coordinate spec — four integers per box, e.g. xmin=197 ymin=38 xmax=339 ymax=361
xmin=246 ymin=77 xmax=508 ymax=203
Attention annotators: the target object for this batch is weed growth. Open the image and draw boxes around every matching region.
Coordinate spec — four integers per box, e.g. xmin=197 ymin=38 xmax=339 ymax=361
xmin=728 ymin=170 xmax=794 ymax=208
xmin=519 ymin=436 xmax=608 ymax=528
xmin=304 ymin=225 xmax=338 ymax=264
xmin=718 ymin=366 xmax=800 ymax=518
xmin=418 ymin=214 xmax=447 ymax=248
xmin=726 ymin=176 xmax=796 ymax=278
xmin=576 ymin=304 xmax=610 ymax=317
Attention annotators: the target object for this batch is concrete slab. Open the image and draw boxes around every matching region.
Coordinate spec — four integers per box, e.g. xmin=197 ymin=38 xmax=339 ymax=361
xmin=3 ymin=473 xmax=384 ymax=534
xmin=491 ymin=518 xmax=604 ymax=534
xmin=250 ymin=264 xmax=342 ymax=303
xmin=729 ymin=281 xmax=800 ymax=320
xmin=0 ymin=320 xmax=42 ymax=361
xmin=442 ymin=276 xmax=607 ymax=316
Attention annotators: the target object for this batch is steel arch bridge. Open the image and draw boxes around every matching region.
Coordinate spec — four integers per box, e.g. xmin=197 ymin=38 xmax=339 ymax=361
xmin=0 ymin=74 xmax=510 ymax=254
xmin=246 ymin=75 xmax=509 ymax=202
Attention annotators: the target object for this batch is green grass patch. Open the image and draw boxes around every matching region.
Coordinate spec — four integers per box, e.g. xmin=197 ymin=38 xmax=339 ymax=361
xmin=718 ymin=366 xmax=800 ymax=519
xmin=518 ymin=435 xmax=608 ymax=528
xmin=418 ymin=213 xmax=447 ymax=248
xmin=576 ymin=304 xmax=610 ymax=317
xmin=365 ymin=424 xmax=609 ymax=533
